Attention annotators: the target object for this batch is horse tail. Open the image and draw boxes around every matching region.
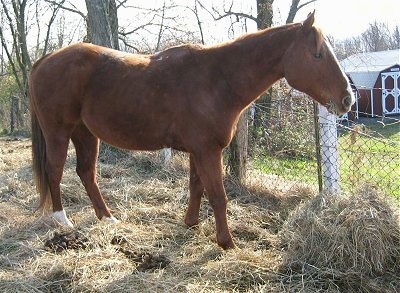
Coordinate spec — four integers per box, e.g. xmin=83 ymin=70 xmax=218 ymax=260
xmin=29 ymin=73 xmax=51 ymax=212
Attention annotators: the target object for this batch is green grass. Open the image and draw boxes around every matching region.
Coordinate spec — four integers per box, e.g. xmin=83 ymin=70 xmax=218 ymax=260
xmin=254 ymin=119 xmax=400 ymax=199
xmin=339 ymin=120 xmax=400 ymax=198
xmin=253 ymin=155 xmax=318 ymax=187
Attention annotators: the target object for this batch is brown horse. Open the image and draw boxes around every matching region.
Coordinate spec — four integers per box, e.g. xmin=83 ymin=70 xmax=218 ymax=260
xmin=29 ymin=12 xmax=354 ymax=249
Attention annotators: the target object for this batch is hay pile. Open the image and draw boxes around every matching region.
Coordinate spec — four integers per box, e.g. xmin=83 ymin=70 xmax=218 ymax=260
xmin=279 ymin=187 xmax=400 ymax=292
xmin=1 ymin=138 xmax=400 ymax=292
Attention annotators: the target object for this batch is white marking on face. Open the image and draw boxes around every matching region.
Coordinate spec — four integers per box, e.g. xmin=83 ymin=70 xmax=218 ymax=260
xmin=325 ymin=38 xmax=355 ymax=106
xmin=52 ymin=210 xmax=74 ymax=228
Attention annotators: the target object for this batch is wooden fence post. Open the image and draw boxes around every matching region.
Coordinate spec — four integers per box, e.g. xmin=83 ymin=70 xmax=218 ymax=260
xmin=10 ymin=96 xmax=20 ymax=133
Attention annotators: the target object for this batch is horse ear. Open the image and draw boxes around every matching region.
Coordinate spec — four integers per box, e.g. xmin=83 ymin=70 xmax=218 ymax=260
xmin=303 ymin=10 xmax=315 ymax=29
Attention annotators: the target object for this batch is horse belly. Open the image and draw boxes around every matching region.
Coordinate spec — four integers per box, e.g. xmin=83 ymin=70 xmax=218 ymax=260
xmin=82 ymin=112 xmax=171 ymax=151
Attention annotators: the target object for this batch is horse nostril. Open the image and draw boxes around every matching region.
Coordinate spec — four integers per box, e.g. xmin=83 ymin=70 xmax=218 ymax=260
xmin=342 ymin=95 xmax=353 ymax=108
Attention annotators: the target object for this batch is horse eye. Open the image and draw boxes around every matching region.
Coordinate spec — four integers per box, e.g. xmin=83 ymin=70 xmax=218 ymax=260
xmin=314 ymin=53 xmax=322 ymax=59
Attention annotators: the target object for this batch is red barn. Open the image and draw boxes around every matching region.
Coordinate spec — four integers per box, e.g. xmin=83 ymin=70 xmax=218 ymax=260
xmin=341 ymin=49 xmax=400 ymax=117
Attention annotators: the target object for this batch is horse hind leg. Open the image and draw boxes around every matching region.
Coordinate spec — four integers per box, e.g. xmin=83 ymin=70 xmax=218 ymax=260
xmin=44 ymin=134 xmax=74 ymax=227
xmin=71 ymin=124 xmax=119 ymax=223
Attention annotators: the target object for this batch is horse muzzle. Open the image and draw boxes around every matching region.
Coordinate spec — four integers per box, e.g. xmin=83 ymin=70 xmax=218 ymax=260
xmin=342 ymin=95 xmax=354 ymax=109
xmin=326 ymin=92 xmax=355 ymax=116
xmin=340 ymin=93 xmax=355 ymax=115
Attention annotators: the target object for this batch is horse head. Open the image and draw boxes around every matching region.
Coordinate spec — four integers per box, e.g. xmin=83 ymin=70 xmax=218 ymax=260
xmin=283 ymin=11 xmax=355 ymax=115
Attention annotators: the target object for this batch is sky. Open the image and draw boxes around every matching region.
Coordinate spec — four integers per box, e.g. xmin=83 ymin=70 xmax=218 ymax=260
xmin=274 ymin=0 xmax=400 ymax=39
xmin=70 ymin=0 xmax=400 ymax=42
xmin=125 ymin=0 xmax=400 ymax=42
xmin=25 ymin=0 xmax=400 ymax=50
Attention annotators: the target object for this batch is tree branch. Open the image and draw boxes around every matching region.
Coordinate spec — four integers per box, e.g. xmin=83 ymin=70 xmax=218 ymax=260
xmin=119 ymin=13 xmax=157 ymax=36
xmin=197 ymin=0 xmax=257 ymax=24
xmin=118 ymin=36 xmax=139 ymax=52
xmin=286 ymin=0 xmax=317 ymax=24
xmin=116 ymin=0 xmax=129 ymax=9
xmin=297 ymin=0 xmax=317 ymax=11
xmin=44 ymin=0 xmax=86 ymax=19
xmin=43 ymin=0 xmax=67 ymax=56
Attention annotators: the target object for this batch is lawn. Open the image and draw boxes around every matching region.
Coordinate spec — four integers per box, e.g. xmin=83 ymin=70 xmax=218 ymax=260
xmin=339 ymin=119 xmax=400 ymax=198
xmin=254 ymin=117 xmax=400 ymax=199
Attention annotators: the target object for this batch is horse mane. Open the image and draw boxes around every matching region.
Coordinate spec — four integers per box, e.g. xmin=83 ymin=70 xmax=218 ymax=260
xmin=210 ymin=22 xmax=302 ymax=51
xmin=149 ymin=22 xmax=302 ymax=62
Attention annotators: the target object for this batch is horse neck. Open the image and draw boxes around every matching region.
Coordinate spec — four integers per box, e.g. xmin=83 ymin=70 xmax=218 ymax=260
xmin=214 ymin=24 xmax=300 ymax=109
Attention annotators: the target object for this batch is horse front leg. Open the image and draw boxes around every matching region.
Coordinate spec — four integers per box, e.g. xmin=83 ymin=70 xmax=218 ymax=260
xmin=192 ymin=150 xmax=235 ymax=249
xmin=185 ymin=154 xmax=205 ymax=227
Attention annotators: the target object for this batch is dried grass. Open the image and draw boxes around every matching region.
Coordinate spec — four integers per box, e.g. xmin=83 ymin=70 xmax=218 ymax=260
xmin=1 ymin=138 xmax=399 ymax=292
xmin=279 ymin=187 xmax=400 ymax=292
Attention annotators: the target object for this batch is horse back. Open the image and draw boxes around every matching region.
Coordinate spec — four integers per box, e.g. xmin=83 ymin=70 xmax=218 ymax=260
xmin=29 ymin=43 xmax=238 ymax=152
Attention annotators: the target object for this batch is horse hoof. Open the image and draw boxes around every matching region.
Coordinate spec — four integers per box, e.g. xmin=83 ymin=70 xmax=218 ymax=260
xmin=219 ymin=241 xmax=236 ymax=250
xmin=217 ymin=235 xmax=236 ymax=250
xmin=52 ymin=210 xmax=74 ymax=228
xmin=101 ymin=215 xmax=120 ymax=224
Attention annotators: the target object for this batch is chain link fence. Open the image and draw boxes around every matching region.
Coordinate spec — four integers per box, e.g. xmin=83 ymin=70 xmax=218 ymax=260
xmin=337 ymin=116 xmax=399 ymax=197
xmin=249 ymin=83 xmax=400 ymax=199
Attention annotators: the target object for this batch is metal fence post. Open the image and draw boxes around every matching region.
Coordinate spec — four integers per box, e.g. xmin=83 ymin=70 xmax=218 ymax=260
xmin=318 ymin=104 xmax=341 ymax=193
xmin=160 ymin=148 xmax=172 ymax=164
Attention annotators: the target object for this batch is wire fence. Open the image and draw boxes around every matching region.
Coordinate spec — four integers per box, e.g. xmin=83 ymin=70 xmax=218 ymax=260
xmin=248 ymin=83 xmax=400 ymax=199
xmin=0 ymin=80 xmax=398 ymax=199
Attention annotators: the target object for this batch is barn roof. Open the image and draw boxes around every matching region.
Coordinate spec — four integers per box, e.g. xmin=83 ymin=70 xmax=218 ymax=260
xmin=341 ymin=49 xmax=400 ymax=89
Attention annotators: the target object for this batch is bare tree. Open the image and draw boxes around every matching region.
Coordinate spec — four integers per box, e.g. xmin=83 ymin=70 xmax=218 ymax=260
xmin=0 ymin=0 xmax=68 ymax=132
xmin=362 ymin=21 xmax=391 ymax=52
xmin=391 ymin=25 xmax=400 ymax=49
xmin=0 ymin=0 xmax=34 ymax=132
xmin=40 ymin=0 xmax=67 ymax=56
xmin=85 ymin=0 xmax=119 ymax=49
xmin=330 ymin=36 xmax=363 ymax=60
xmin=155 ymin=0 xmax=167 ymax=52
xmin=186 ymin=0 xmax=205 ymax=45
xmin=257 ymin=0 xmax=273 ymax=29
xmin=330 ymin=21 xmax=400 ymax=59
xmin=286 ymin=0 xmax=317 ymax=24
xmin=117 ymin=2 xmax=201 ymax=53
xmin=0 ymin=0 xmax=31 ymax=97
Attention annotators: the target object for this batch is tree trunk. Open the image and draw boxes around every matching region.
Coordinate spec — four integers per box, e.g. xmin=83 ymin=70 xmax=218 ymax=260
xmin=257 ymin=0 xmax=274 ymax=30
xmin=85 ymin=0 xmax=119 ymax=49
xmin=85 ymin=0 xmax=119 ymax=156
xmin=0 ymin=0 xmax=31 ymax=129
xmin=227 ymin=0 xmax=274 ymax=183
xmin=228 ymin=111 xmax=248 ymax=182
